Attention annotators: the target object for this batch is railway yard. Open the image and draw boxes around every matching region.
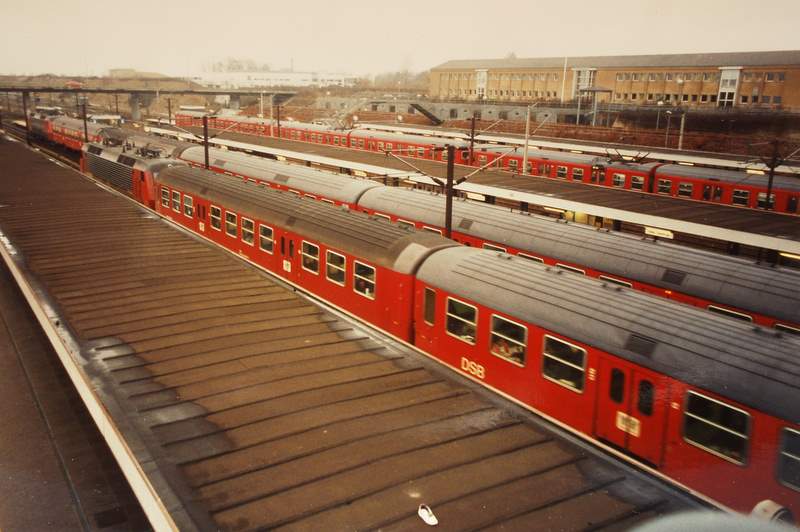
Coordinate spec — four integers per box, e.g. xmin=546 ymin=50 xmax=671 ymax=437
xmin=1 ymin=87 xmax=800 ymax=531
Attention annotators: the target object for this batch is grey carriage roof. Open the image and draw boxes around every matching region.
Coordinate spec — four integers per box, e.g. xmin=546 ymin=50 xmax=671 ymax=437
xmin=83 ymin=143 xmax=186 ymax=174
xmin=656 ymin=164 xmax=800 ymax=192
xmin=178 ymin=147 xmax=383 ymax=204
xmin=358 ymin=186 xmax=800 ymax=324
xmin=51 ymin=115 xmax=114 ymax=136
xmin=418 ymin=247 xmax=800 ymax=423
xmin=349 ymin=128 xmax=470 ymax=149
xmin=156 ymin=166 xmax=457 ymax=273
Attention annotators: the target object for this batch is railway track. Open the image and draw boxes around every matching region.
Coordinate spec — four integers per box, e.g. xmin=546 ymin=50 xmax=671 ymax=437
xmin=0 ymin=132 xmax=703 ymax=529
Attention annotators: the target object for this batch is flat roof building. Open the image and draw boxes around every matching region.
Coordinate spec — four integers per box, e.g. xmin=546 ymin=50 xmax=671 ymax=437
xmin=430 ymin=50 xmax=800 ymax=110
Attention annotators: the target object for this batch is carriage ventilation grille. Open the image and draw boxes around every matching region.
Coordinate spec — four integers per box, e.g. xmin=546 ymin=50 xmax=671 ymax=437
xmin=625 ymin=334 xmax=657 ymax=357
xmin=661 ymin=269 xmax=686 ymax=285
xmin=86 ymin=153 xmax=133 ymax=193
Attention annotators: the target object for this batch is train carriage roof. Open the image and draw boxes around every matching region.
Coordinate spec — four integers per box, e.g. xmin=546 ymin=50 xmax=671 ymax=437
xmin=418 ymin=247 xmax=800 ymax=423
xmin=178 ymin=147 xmax=382 ymax=204
xmin=358 ymin=187 xmax=800 ymax=325
xmin=83 ymin=143 xmax=186 ymax=174
xmin=51 ymin=115 xmax=115 ymax=136
xmin=349 ymin=128 xmax=470 ymax=149
xmin=156 ymin=166 xmax=457 ymax=273
xmin=655 ymin=164 xmax=800 ymax=192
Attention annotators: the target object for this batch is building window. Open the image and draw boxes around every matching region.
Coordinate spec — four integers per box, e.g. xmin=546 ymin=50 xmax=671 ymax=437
xmin=766 ymin=72 xmax=775 ymax=81
xmin=446 ymin=297 xmax=477 ymax=345
xmin=683 ymin=391 xmax=749 ymax=464
xmin=210 ymin=206 xmax=221 ymax=230
xmin=241 ymin=218 xmax=255 ymax=245
xmin=171 ymin=190 xmax=181 ymax=212
xmin=658 ymin=179 xmax=671 ymax=194
xmin=160 ymin=188 xmax=169 ymax=208
xmin=763 ymin=95 xmax=771 ymax=104
xmin=325 ymin=250 xmax=346 ymax=285
xmin=666 ymin=73 xmax=673 ymax=81
xmin=774 ymin=96 xmax=782 ymax=104
xmin=258 ymin=224 xmax=273 ymax=253
xmin=616 ymin=73 xmax=624 ymax=81
xmin=648 ymin=73 xmax=656 ymax=81
xmin=701 ymin=94 xmax=708 ymax=102
xmin=301 ymin=241 xmax=320 ymax=273
xmin=741 ymin=95 xmax=749 ymax=103
xmin=225 ymin=211 xmax=237 ymax=237
xmin=354 ymin=261 xmax=376 ymax=299
xmin=542 ymin=335 xmax=586 ymax=392
xmin=612 ymin=173 xmax=625 ymax=187
xmin=732 ymin=189 xmax=750 ymax=206
xmin=490 ymin=315 xmax=527 ymax=365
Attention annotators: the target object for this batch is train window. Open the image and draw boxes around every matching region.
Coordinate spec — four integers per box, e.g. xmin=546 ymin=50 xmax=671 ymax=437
xmin=599 ymin=275 xmax=632 ymax=288
xmin=757 ymin=192 xmax=775 ymax=209
xmin=446 ymin=297 xmax=477 ymax=345
xmin=326 ymin=251 xmax=346 ymax=286
xmin=542 ymin=335 xmax=586 ymax=393
xmin=354 ymin=262 xmax=376 ymax=299
xmin=377 ymin=142 xmax=384 ymax=150
xmin=423 ymin=226 xmax=443 ymax=235
xmin=518 ymin=253 xmax=544 ymax=263
xmin=241 ymin=218 xmax=255 ymax=246
xmin=171 ymin=190 xmax=181 ymax=212
xmin=683 ymin=391 xmax=749 ymax=465
xmin=424 ymin=288 xmax=436 ymax=325
xmin=418 ymin=147 xmax=425 ymax=157
xmin=612 ymin=173 xmax=625 ymax=187
xmin=556 ymin=166 xmax=568 ymax=178
xmin=657 ymin=179 xmax=671 ymax=194
xmin=160 ymin=188 xmax=170 ymax=208
xmin=776 ymin=323 xmax=800 ymax=336
xmin=301 ymin=241 xmax=319 ymax=274
xmin=732 ymin=189 xmax=750 ymax=206
xmin=508 ymin=159 xmax=518 ymax=169
xmin=490 ymin=315 xmax=527 ymax=366
xmin=609 ymin=369 xmax=625 ymax=404
xmin=556 ymin=263 xmax=585 ymax=275
xmin=483 ymin=243 xmax=507 ymax=253
xmin=707 ymin=305 xmax=753 ymax=322
xmin=397 ymin=220 xmax=415 ymax=230
xmin=258 ymin=225 xmax=274 ymax=253
xmin=638 ymin=380 xmax=654 ymax=416
xmin=778 ymin=428 xmax=800 ymax=491
xmin=572 ymin=168 xmax=584 ymax=181
xmin=210 ymin=206 xmax=222 ymax=231
xmin=678 ymin=183 xmax=693 ymax=197
xmin=386 ymin=143 xmax=393 ymax=151
xmin=334 ymin=137 xmax=340 ymax=145
xmin=225 ymin=212 xmax=237 ymax=238
xmin=631 ymin=176 xmax=644 ymax=190
xmin=183 ymin=195 xmax=194 ymax=217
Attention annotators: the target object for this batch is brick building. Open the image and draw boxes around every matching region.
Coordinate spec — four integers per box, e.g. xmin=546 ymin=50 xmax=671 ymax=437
xmin=430 ymin=51 xmax=800 ymax=110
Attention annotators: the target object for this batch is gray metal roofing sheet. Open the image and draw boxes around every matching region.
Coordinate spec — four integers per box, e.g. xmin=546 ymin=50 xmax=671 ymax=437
xmin=156 ymin=166 xmax=457 ymax=273
xmin=179 ymin=147 xmax=383 ymax=204
xmin=358 ymin=187 xmax=800 ymax=324
xmin=417 ymin=247 xmax=800 ymax=423
xmin=432 ymin=50 xmax=800 ymax=70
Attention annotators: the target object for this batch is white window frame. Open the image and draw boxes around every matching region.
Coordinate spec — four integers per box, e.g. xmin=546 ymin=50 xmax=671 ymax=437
xmin=678 ymin=183 xmax=693 ymax=197
xmin=353 ymin=261 xmax=376 ymax=300
xmin=445 ymin=296 xmax=477 ymax=345
xmin=776 ymin=323 xmax=800 ymax=336
xmin=210 ymin=205 xmax=222 ymax=231
xmin=612 ymin=173 xmax=626 ymax=187
xmin=683 ymin=390 xmax=750 ymax=465
xmin=489 ymin=314 xmax=527 ymax=367
xmin=160 ymin=188 xmax=170 ymax=208
xmin=483 ymin=243 xmax=507 ymax=253
xmin=779 ymin=428 xmax=800 ymax=492
xmin=258 ymin=224 xmax=274 ymax=253
xmin=542 ymin=334 xmax=586 ymax=393
xmin=423 ymin=226 xmax=443 ymax=235
xmin=171 ymin=190 xmax=181 ymax=212
xmin=241 ymin=217 xmax=255 ymax=246
xmin=183 ymin=195 xmax=194 ymax=217
xmin=397 ymin=219 xmax=416 ymax=230
xmin=301 ymin=240 xmax=320 ymax=274
xmin=225 ymin=211 xmax=237 ymax=238
xmin=707 ymin=305 xmax=753 ymax=322
xmin=599 ymin=275 xmax=632 ymax=288
xmin=518 ymin=253 xmax=544 ymax=263
xmin=556 ymin=263 xmax=586 ymax=275
xmin=374 ymin=213 xmax=392 ymax=222
xmin=325 ymin=250 xmax=346 ymax=286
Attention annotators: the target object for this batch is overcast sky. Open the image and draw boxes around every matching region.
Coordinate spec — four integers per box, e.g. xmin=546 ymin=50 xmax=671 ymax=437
xmin=2 ymin=0 xmax=800 ymax=77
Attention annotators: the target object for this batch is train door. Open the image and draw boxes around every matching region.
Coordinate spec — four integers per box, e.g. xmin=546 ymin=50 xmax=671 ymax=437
xmin=595 ymin=358 xmax=667 ymax=466
xmin=278 ymin=233 xmax=297 ymax=282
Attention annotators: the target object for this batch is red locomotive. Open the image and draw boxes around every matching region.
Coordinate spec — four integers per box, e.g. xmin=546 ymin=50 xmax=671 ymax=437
xmin=81 ymin=142 xmax=800 ymax=520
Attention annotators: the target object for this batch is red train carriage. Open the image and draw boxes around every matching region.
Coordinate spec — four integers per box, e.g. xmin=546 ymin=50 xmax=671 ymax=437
xmin=414 ymin=247 xmax=799 ymax=516
xmin=154 ymin=166 xmax=457 ymax=339
xmin=175 ymin=146 xmax=800 ymax=333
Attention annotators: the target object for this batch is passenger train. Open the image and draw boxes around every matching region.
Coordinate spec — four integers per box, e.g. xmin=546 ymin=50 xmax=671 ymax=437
xmin=174 ymin=112 xmax=800 ymax=215
xmin=79 ymin=140 xmax=800 ymax=519
xmin=163 ymin=144 xmax=800 ymax=333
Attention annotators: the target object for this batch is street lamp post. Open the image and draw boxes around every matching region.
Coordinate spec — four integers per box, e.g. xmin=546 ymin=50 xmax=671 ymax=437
xmin=656 ymin=100 xmax=664 ymax=129
xmin=664 ymin=111 xmax=673 ymax=148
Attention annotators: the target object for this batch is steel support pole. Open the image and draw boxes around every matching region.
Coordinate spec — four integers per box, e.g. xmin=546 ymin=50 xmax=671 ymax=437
xmin=575 ymin=94 xmax=581 ymax=125
xmin=203 ymin=115 xmax=210 ymax=169
xmin=276 ymin=105 xmax=281 ymax=137
xmin=269 ymin=94 xmax=274 ymax=137
xmin=444 ymin=145 xmax=455 ymax=239
xmin=22 ymin=91 xmax=31 ymax=145
xmin=468 ymin=115 xmax=476 ymax=165
xmin=82 ymin=101 xmax=89 ymax=143
xmin=115 ymin=94 xmax=119 ymax=115
xmin=764 ymin=140 xmax=778 ymax=211
xmin=522 ymin=105 xmax=531 ymax=174
xmin=678 ymin=112 xmax=686 ymax=150
xmin=167 ymin=98 xmax=172 ymax=125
